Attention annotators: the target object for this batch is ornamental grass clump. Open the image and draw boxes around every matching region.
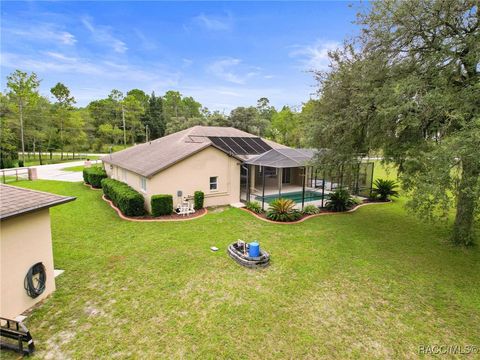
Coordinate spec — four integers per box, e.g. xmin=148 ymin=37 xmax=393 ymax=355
xmin=266 ymin=198 xmax=302 ymax=222
xmin=245 ymin=201 xmax=263 ymax=214
xmin=302 ymin=204 xmax=320 ymax=215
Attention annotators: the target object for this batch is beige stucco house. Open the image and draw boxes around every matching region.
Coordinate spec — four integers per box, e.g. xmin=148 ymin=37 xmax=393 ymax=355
xmin=102 ymin=126 xmax=374 ymax=212
xmin=102 ymin=126 xmax=286 ymax=211
xmin=0 ymin=184 xmax=75 ymax=319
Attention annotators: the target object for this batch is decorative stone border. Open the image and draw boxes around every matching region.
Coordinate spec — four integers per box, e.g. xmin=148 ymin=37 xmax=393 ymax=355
xmin=83 ymin=182 xmax=102 ymax=191
xmin=240 ymin=200 xmax=392 ymax=225
xmin=102 ymin=195 xmax=208 ymax=222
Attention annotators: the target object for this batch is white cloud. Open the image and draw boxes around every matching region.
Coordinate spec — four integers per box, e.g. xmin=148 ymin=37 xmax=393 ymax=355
xmin=289 ymin=40 xmax=340 ymax=71
xmin=4 ymin=23 xmax=76 ymax=45
xmin=207 ymin=58 xmax=259 ymax=84
xmin=81 ymin=16 xmax=127 ymax=53
xmin=194 ymin=12 xmax=233 ymax=31
xmin=1 ymin=51 xmax=180 ymax=88
xmin=133 ymin=29 xmax=157 ymax=51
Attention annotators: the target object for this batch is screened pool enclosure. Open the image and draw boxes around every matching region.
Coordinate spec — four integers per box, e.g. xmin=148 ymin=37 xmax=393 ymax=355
xmin=240 ymin=148 xmax=374 ymax=210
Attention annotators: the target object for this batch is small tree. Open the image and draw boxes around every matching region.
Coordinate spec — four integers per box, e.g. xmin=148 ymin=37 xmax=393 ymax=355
xmin=6 ymin=70 xmax=41 ymax=163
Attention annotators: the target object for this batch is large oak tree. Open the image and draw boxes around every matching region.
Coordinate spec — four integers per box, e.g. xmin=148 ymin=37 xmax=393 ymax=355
xmin=312 ymin=0 xmax=479 ymax=245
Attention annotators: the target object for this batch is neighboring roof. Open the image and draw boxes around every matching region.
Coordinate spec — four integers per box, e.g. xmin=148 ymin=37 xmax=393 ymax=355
xmin=245 ymin=148 xmax=317 ymax=168
xmin=102 ymin=126 xmax=287 ymax=177
xmin=0 ymin=184 xmax=76 ymax=220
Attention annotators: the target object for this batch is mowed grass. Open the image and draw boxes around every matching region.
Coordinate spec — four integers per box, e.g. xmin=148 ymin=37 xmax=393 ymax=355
xmin=2 ymin=179 xmax=479 ymax=359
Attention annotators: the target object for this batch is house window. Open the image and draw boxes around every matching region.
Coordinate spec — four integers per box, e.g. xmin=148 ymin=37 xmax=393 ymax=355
xmin=282 ymin=168 xmax=291 ymax=184
xmin=140 ymin=176 xmax=147 ymax=192
xmin=209 ymin=176 xmax=218 ymax=191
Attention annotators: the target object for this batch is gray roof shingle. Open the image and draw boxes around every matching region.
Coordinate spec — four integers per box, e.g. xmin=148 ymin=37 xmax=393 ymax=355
xmin=102 ymin=126 xmax=287 ymax=177
xmin=0 ymin=184 xmax=76 ymax=220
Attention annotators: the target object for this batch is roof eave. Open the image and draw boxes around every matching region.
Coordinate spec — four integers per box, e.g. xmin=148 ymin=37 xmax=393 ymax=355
xmin=0 ymin=196 xmax=76 ymax=221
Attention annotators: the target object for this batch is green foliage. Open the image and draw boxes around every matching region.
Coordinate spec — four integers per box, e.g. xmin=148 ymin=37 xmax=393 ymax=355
xmin=311 ymin=1 xmax=479 ymax=245
xmin=83 ymin=167 xmax=107 ymax=188
xmin=0 ymin=127 xmax=18 ymax=169
xmin=101 ymin=178 xmax=145 ymax=216
xmin=245 ymin=201 xmax=263 ymax=214
xmin=266 ymin=198 xmax=302 ymax=222
xmin=194 ymin=191 xmax=204 ymax=210
xmin=302 ymin=204 xmax=320 ymax=215
xmin=269 ymin=106 xmax=300 ymax=147
xmin=372 ymin=179 xmax=399 ymax=201
xmin=325 ymin=190 xmax=357 ymax=212
xmin=151 ymin=194 xmax=173 ymax=216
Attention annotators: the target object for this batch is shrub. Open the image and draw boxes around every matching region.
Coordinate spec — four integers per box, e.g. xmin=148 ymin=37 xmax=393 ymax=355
xmin=83 ymin=167 xmax=107 ymax=188
xmin=266 ymin=198 xmax=302 ymax=222
xmin=194 ymin=191 xmax=204 ymax=210
xmin=151 ymin=195 xmax=173 ymax=216
xmin=246 ymin=201 xmax=263 ymax=214
xmin=18 ymin=160 xmax=24 ymax=167
xmin=372 ymin=178 xmax=399 ymax=201
xmin=303 ymin=204 xmax=320 ymax=215
xmin=324 ymin=189 xmax=357 ymax=212
xmin=101 ymin=178 xmax=145 ymax=216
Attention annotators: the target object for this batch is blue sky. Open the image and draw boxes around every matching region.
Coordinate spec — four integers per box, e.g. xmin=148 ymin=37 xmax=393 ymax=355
xmin=1 ymin=1 xmax=360 ymax=111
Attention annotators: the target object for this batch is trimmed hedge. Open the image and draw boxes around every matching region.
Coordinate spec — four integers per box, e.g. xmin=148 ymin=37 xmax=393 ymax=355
xmin=194 ymin=191 xmax=204 ymax=210
xmin=83 ymin=167 xmax=107 ymax=188
xmin=151 ymin=195 xmax=173 ymax=216
xmin=101 ymin=178 xmax=145 ymax=216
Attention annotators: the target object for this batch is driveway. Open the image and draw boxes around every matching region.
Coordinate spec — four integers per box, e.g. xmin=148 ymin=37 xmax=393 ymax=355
xmin=32 ymin=160 xmax=101 ymax=182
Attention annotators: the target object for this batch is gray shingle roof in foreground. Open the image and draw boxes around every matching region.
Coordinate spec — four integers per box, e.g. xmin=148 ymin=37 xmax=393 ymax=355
xmin=102 ymin=126 xmax=287 ymax=177
xmin=245 ymin=148 xmax=318 ymax=168
xmin=0 ymin=184 xmax=76 ymax=220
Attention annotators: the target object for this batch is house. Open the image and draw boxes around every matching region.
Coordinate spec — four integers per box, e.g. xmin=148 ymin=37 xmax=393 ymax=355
xmin=0 ymin=184 xmax=75 ymax=319
xmin=102 ymin=126 xmax=374 ymax=212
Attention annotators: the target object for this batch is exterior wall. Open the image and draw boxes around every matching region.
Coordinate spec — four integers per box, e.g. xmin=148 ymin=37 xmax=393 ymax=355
xmin=0 ymin=209 xmax=56 ymax=319
xmin=106 ymin=146 xmax=241 ymax=212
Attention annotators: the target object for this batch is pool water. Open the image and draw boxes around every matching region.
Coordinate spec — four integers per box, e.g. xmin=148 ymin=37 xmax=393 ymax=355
xmin=255 ymin=191 xmax=327 ymax=204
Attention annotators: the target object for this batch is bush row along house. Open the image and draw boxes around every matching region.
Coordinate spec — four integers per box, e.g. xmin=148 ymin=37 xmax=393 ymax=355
xmin=102 ymin=126 xmax=374 ymax=212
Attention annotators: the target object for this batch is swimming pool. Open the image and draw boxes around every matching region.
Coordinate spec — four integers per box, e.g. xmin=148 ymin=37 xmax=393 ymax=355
xmin=255 ymin=190 xmax=328 ymax=204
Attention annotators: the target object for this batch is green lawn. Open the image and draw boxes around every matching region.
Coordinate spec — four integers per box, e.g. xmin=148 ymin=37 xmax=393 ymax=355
xmin=2 ymin=180 xmax=479 ymax=359
xmin=21 ymin=155 xmax=100 ymax=167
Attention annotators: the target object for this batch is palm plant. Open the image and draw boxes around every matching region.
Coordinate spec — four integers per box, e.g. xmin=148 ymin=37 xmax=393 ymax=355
xmin=325 ymin=189 xmax=357 ymax=212
xmin=372 ymin=179 xmax=399 ymax=201
xmin=266 ymin=198 xmax=302 ymax=222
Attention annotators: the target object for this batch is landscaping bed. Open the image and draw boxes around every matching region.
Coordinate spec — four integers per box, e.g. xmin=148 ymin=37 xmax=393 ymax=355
xmin=243 ymin=198 xmax=391 ymax=223
xmin=102 ymin=194 xmax=208 ymax=222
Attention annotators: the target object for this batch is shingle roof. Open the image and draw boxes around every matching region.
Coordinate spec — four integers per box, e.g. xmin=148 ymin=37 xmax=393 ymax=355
xmin=245 ymin=148 xmax=317 ymax=168
xmin=102 ymin=126 xmax=287 ymax=177
xmin=0 ymin=184 xmax=76 ymax=220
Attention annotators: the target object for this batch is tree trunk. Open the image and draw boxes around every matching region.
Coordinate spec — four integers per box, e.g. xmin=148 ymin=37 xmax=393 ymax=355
xmin=19 ymin=101 xmax=25 ymax=163
xmin=452 ymin=159 xmax=480 ymax=246
xmin=38 ymin=147 xmax=43 ymax=165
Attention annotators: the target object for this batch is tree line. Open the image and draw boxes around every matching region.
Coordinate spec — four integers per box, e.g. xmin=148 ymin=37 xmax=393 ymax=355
xmin=1 ymin=69 xmax=316 ymax=167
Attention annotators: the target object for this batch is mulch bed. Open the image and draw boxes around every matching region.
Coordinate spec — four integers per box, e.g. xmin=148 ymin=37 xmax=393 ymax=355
xmin=102 ymin=195 xmax=208 ymax=222
xmin=241 ymin=199 xmax=392 ymax=224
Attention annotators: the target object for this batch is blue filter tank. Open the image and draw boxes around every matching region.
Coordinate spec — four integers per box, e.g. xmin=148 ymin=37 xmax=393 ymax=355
xmin=249 ymin=242 xmax=260 ymax=257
